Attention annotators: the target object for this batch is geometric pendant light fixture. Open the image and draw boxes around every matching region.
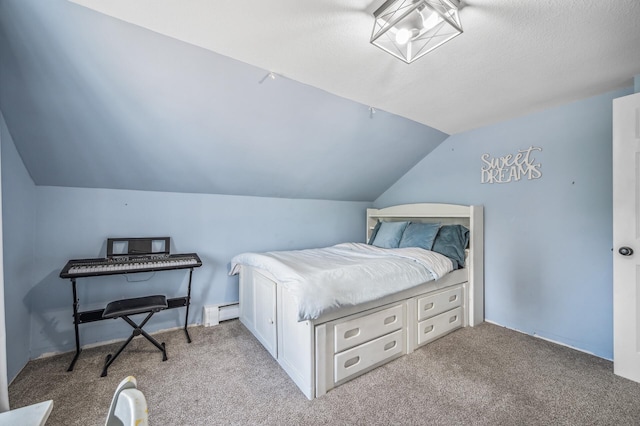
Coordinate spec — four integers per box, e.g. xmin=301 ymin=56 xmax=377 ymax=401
xmin=371 ymin=0 xmax=463 ymax=64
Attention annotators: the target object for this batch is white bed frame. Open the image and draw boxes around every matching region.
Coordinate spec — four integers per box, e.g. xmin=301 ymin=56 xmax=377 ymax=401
xmin=238 ymin=203 xmax=484 ymax=399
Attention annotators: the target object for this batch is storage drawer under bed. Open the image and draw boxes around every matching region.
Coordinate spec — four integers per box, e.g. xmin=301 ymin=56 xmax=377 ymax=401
xmin=334 ymin=303 xmax=404 ymax=353
xmin=417 ymin=306 xmax=462 ymax=346
xmin=417 ymin=285 xmax=462 ymax=321
xmin=334 ymin=328 xmax=405 ymax=383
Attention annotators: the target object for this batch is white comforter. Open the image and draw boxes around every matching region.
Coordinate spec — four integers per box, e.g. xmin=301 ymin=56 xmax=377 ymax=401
xmin=229 ymin=243 xmax=453 ymax=321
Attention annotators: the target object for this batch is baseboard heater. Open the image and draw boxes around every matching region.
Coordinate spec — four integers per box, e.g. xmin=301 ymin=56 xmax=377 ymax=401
xmin=203 ymin=303 xmax=239 ymax=326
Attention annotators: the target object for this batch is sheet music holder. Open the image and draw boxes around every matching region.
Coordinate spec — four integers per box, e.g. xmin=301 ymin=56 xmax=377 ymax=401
xmin=106 ymin=237 xmax=170 ymax=257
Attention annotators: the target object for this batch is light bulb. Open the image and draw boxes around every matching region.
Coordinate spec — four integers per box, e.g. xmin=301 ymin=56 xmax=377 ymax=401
xmin=421 ymin=9 xmax=444 ymax=30
xmin=395 ymin=28 xmax=412 ymax=45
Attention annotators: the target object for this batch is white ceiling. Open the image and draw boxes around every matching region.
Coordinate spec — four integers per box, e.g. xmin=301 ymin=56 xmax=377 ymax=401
xmin=70 ymin=0 xmax=640 ymax=134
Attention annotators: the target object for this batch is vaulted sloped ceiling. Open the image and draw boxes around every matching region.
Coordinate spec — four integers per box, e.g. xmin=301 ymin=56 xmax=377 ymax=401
xmin=0 ymin=0 xmax=448 ymax=202
xmin=64 ymin=0 xmax=640 ymax=135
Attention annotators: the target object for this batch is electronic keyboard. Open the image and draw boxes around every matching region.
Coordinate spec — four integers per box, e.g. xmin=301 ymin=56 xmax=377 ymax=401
xmin=60 ymin=253 xmax=202 ymax=278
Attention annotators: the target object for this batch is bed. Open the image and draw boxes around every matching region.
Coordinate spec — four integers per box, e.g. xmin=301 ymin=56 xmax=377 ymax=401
xmin=230 ymin=203 xmax=484 ymax=399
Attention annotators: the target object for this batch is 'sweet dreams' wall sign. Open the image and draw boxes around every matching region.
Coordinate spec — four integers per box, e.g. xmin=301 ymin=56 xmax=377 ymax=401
xmin=481 ymin=146 xmax=542 ymax=184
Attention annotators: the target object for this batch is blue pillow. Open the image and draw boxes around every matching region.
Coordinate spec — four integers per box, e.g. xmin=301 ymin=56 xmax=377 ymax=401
xmin=367 ymin=221 xmax=382 ymax=244
xmin=398 ymin=222 xmax=440 ymax=250
xmin=432 ymin=225 xmax=470 ymax=269
xmin=370 ymin=221 xmax=409 ymax=249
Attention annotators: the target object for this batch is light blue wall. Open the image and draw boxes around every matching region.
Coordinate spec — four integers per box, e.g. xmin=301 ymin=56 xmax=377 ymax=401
xmin=0 ymin=0 xmax=448 ymax=202
xmin=1 ymin=112 xmax=36 ymax=380
xmin=376 ymin=87 xmax=633 ymax=359
xmin=635 ymin=74 xmax=640 ymax=93
xmin=30 ymin=186 xmax=370 ymax=358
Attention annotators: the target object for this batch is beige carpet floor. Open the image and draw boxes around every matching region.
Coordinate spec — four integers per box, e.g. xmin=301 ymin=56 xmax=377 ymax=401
xmin=8 ymin=320 xmax=640 ymax=425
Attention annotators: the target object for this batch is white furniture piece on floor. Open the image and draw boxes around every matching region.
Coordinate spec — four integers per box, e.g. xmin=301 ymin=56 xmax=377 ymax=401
xmin=238 ymin=203 xmax=484 ymax=399
xmin=105 ymin=376 xmax=148 ymax=426
xmin=0 ymin=400 xmax=53 ymax=426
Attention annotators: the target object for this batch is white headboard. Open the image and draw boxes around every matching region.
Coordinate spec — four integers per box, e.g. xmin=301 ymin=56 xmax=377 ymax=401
xmin=366 ymin=203 xmax=484 ymax=326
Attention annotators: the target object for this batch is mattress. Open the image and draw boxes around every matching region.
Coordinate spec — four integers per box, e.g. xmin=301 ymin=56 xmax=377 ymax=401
xmin=230 ymin=242 xmax=454 ymax=321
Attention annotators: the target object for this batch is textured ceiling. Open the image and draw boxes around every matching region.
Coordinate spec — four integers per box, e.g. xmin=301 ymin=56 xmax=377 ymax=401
xmin=67 ymin=0 xmax=640 ymax=134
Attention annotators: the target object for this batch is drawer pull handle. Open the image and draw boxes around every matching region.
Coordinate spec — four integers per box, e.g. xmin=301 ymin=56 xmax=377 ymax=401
xmin=449 ymin=294 xmax=457 ymax=302
xmin=344 ymin=356 xmax=360 ymax=369
xmin=384 ymin=315 xmax=397 ymax=325
xmin=384 ymin=340 xmax=397 ymax=351
xmin=424 ymin=302 xmax=434 ymax=311
xmin=424 ymin=325 xmax=434 ymax=334
xmin=344 ymin=328 xmax=360 ymax=339
xmin=449 ymin=315 xmax=458 ymax=323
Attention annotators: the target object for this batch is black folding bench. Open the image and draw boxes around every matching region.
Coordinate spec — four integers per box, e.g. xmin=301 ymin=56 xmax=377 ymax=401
xmin=101 ymin=295 xmax=168 ymax=377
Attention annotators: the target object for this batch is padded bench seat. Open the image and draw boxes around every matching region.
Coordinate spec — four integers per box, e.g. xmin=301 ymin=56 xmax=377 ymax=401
xmin=103 ymin=295 xmax=168 ymax=318
xmin=100 ymin=295 xmax=169 ymax=377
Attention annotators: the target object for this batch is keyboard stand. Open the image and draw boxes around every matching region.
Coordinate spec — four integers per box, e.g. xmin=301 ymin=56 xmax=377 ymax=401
xmin=65 ymin=266 xmax=196 ymax=372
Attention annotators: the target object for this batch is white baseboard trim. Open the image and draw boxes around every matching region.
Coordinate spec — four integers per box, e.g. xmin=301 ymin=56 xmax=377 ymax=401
xmin=36 ymin=324 xmax=198 ymax=360
xmin=484 ymin=319 xmax=607 ymax=360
